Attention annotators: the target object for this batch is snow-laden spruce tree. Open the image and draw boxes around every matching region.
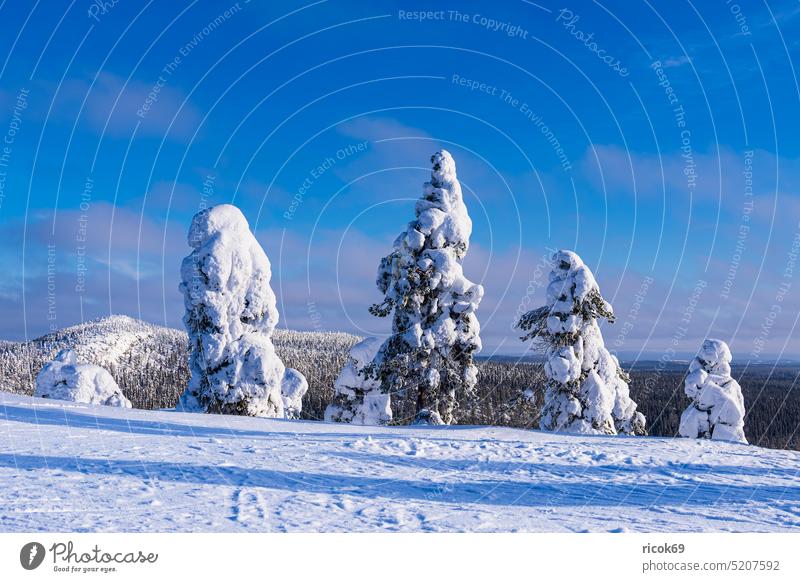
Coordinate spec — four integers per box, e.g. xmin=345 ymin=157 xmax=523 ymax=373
xmin=35 ymin=348 xmax=131 ymax=408
xmin=679 ymin=339 xmax=747 ymax=443
xmin=517 ymin=250 xmax=646 ymax=435
xmin=368 ymin=150 xmax=483 ymax=425
xmin=324 ymin=337 xmax=392 ymax=425
xmin=178 ymin=204 xmax=308 ymax=418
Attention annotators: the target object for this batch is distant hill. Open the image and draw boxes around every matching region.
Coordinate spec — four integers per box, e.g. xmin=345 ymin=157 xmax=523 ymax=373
xmin=0 ymin=315 xmax=360 ymax=412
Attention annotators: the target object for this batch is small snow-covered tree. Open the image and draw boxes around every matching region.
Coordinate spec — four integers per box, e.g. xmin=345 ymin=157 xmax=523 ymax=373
xmin=679 ymin=339 xmax=747 ymax=443
xmin=369 ymin=150 xmax=483 ymax=425
xmin=517 ymin=250 xmax=646 ymax=435
xmin=178 ymin=204 xmax=308 ymax=418
xmin=324 ymin=337 xmax=391 ymax=425
xmin=35 ymin=348 xmax=131 ymax=408
xmin=281 ymin=368 xmax=308 ymax=420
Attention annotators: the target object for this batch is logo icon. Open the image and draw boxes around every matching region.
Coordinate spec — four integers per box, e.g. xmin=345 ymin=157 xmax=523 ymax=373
xmin=20 ymin=542 xmax=46 ymax=570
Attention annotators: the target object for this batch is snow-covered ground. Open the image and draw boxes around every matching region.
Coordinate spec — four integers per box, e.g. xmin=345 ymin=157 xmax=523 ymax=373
xmin=0 ymin=391 xmax=798 ymax=532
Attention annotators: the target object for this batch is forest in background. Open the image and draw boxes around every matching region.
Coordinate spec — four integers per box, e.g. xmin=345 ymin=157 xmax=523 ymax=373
xmin=1 ymin=317 xmax=797 ymax=450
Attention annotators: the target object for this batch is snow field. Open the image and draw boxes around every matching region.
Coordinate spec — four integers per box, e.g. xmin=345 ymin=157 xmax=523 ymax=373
xmin=1 ymin=392 xmax=797 ymax=533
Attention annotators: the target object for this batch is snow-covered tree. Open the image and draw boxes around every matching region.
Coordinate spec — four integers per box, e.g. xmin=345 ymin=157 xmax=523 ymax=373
xmin=35 ymin=348 xmax=131 ymax=408
xmin=324 ymin=337 xmax=392 ymax=425
xmin=368 ymin=150 xmax=483 ymax=425
xmin=281 ymin=368 xmax=308 ymax=420
xmin=517 ymin=250 xmax=646 ymax=435
xmin=679 ymin=339 xmax=747 ymax=443
xmin=178 ymin=204 xmax=308 ymax=418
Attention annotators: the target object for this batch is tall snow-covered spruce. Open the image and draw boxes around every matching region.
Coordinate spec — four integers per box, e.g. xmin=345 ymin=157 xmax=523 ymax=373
xmin=679 ymin=339 xmax=747 ymax=444
xmin=178 ymin=204 xmax=308 ymax=418
xmin=517 ymin=250 xmax=646 ymax=435
xmin=368 ymin=150 xmax=483 ymax=425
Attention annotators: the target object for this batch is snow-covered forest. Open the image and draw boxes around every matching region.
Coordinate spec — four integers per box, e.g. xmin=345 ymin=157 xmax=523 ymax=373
xmin=0 ymin=151 xmax=798 ymax=450
xmin=1 ymin=315 xmax=799 ymax=450
xmin=1 ymin=149 xmax=799 ymax=535
xmin=2 ymin=0 xmax=800 ymax=545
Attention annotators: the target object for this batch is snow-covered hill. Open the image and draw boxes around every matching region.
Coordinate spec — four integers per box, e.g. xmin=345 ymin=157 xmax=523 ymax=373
xmin=0 ymin=315 xmax=359 ymax=370
xmin=0 ymin=391 xmax=798 ymax=532
xmin=23 ymin=315 xmax=187 ymax=369
xmin=0 ymin=315 xmax=360 ymax=412
xmin=0 ymin=316 xmax=540 ymax=427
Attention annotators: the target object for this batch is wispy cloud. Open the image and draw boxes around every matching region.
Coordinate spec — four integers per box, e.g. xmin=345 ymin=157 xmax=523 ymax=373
xmin=48 ymin=72 xmax=202 ymax=140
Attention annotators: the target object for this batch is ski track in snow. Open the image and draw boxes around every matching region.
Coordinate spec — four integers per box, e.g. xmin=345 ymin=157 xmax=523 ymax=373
xmin=0 ymin=392 xmax=799 ymax=532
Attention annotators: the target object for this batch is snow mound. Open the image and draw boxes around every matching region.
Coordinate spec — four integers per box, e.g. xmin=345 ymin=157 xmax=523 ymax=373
xmin=325 ymin=337 xmax=391 ymax=425
xmin=178 ymin=204 xmax=307 ymax=418
xmin=679 ymin=339 xmax=747 ymax=444
xmin=34 ymin=349 xmax=131 ymax=408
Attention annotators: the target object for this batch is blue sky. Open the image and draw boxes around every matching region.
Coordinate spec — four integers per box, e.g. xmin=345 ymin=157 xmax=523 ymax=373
xmin=0 ymin=0 xmax=799 ymax=360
